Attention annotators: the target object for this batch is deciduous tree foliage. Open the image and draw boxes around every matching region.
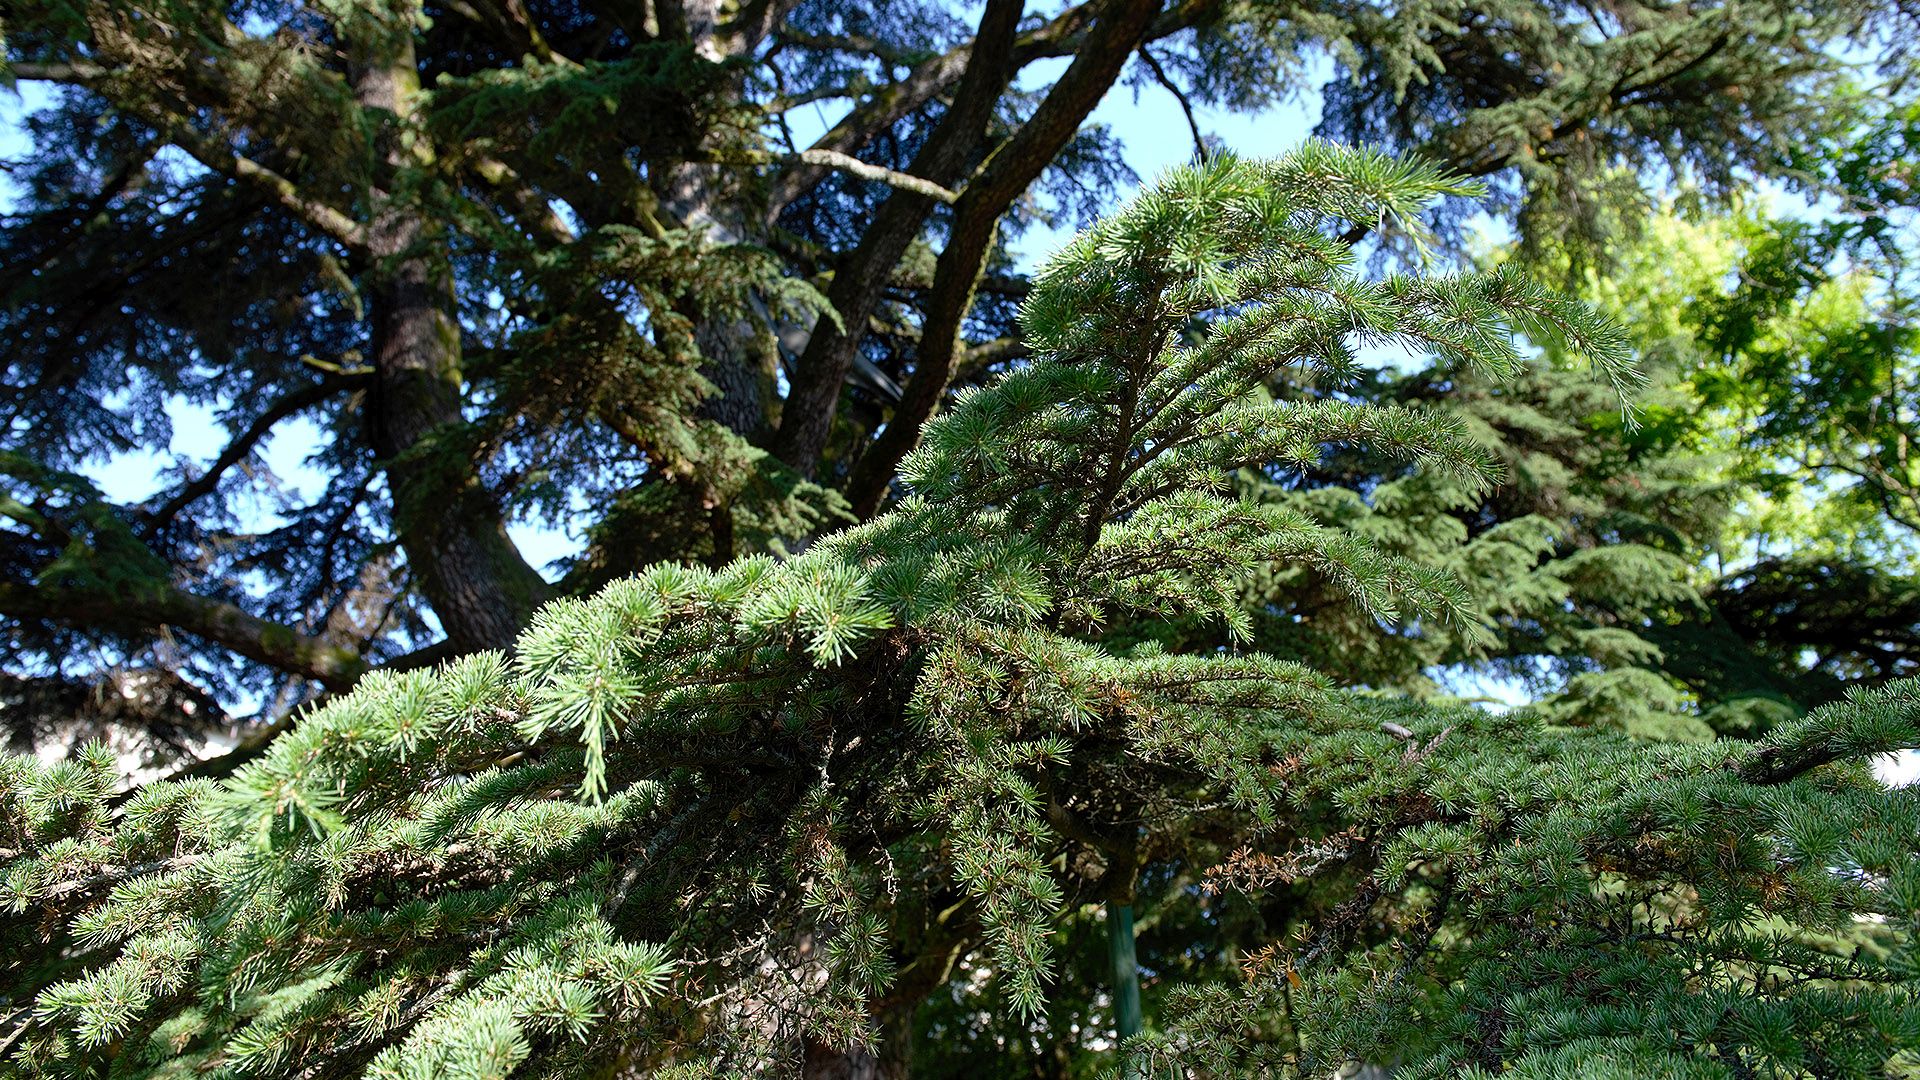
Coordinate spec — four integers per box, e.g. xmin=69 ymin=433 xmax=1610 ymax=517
xmin=6 ymin=150 xmax=1920 ymax=1079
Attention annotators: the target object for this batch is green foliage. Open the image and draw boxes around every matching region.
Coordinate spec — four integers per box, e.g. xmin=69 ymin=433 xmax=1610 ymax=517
xmin=4 ymin=147 xmax=1919 ymax=1078
xmin=1143 ymin=685 xmax=1920 ymax=1077
xmin=6 ymin=0 xmax=1902 ymax=704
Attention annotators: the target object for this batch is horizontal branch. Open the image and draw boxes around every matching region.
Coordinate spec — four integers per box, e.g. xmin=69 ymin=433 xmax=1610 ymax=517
xmin=0 ymin=582 xmax=368 ymax=691
xmin=797 ymin=149 xmax=960 ymax=203
xmin=38 ymin=855 xmax=206 ymax=908
xmin=708 ymin=149 xmax=960 ymax=204
xmin=5 ymin=60 xmax=109 ymax=82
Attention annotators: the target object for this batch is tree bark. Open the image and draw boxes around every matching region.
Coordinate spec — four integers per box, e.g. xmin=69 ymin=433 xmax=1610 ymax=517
xmin=351 ymin=9 xmax=550 ymax=654
xmin=801 ymin=1039 xmax=884 ymax=1080
xmin=0 ymin=584 xmax=367 ymax=691
xmin=656 ymin=0 xmax=788 ymax=445
xmin=768 ymin=0 xmax=1025 ymax=477
xmin=844 ymin=0 xmax=1166 ymax=518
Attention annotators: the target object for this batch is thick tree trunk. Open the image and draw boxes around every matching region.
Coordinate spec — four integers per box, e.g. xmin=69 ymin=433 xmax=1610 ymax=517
xmin=661 ymin=2 xmax=785 ymax=446
xmin=692 ymin=299 xmax=782 ymax=441
xmin=801 ymin=1039 xmax=884 ymax=1080
xmin=798 ymin=995 xmax=922 ymax=1080
xmin=351 ymin=14 xmax=549 ymax=654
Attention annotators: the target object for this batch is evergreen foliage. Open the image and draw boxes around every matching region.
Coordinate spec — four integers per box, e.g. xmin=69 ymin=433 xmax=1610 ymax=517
xmin=2 ymin=0 xmax=1904 ymax=709
xmin=6 ymin=148 xmax=1919 ymax=1077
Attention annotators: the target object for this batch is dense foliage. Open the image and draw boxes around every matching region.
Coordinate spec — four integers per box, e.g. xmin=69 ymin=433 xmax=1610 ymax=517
xmin=7 ymin=0 xmax=1920 ymax=1074
xmin=6 ymin=149 xmax=1920 ymax=1079
xmin=0 ymin=0 xmax=1904 ymax=714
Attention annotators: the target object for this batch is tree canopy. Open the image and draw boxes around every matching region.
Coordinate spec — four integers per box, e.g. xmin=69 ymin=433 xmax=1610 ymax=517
xmin=8 ymin=148 xmax=1920 ymax=1079
xmin=1 ymin=0 xmax=1905 ymax=709
xmin=7 ymin=0 xmax=1920 ymax=1075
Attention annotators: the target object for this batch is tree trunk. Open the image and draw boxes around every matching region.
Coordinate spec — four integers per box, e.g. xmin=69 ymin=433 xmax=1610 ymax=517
xmin=799 ymin=994 xmax=921 ymax=1080
xmin=692 ymin=300 xmax=781 ymax=442
xmin=1108 ymin=900 xmax=1144 ymax=1078
xmin=801 ymin=1039 xmax=884 ymax=1080
xmin=658 ymin=3 xmax=786 ymax=446
xmin=351 ymin=11 xmax=549 ymax=654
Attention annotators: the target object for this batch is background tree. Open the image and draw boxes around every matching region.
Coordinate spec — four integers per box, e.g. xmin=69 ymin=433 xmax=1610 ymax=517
xmin=1 ymin=0 xmax=1905 ymax=748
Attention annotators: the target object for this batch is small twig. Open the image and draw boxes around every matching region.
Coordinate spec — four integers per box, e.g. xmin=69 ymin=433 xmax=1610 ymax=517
xmin=1138 ymin=46 xmax=1207 ymax=163
xmin=696 ymin=149 xmax=960 ymax=203
xmin=37 ymin=854 xmax=205 ymax=907
xmin=792 ymin=149 xmax=960 ymax=204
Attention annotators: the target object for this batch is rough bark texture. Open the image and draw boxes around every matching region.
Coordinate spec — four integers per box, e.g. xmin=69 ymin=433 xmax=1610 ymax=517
xmin=801 ymin=1039 xmax=884 ymax=1080
xmin=0 ymin=584 xmax=367 ymax=690
xmin=768 ymin=0 xmax=1026 ymax=476
xmin=692 ymin=301 xmax=782 ymax=441
xmin=351 ymin=15 xmax=549 ymax=653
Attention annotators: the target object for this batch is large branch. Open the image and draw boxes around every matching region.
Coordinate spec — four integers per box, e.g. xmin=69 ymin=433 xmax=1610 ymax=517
xmin=843 ymin=0 xmax=1167 ymax=517
xmin=763 ymin=0 xmax=1215 ymax=219
xmin=4 ymin=60 xmax=109 ymax=82
xmin=0 ymin=583 xmax=367 ymax=691
xmin=165 ymin=125 xmax=369 ymax=252
xmin=768 ymin=0 xmax=1026 ymax=474
xmin=8 ymin=54 xmax=369 ymax=252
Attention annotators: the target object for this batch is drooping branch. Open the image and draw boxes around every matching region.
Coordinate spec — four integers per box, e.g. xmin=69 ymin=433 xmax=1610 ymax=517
xmin=0 ymin=582 xmax=368 ymax=690
xmin=465 ymin=158 xmax=583 ymax=255
xmin=1139 ymin=45 xmax=1207 ymax=162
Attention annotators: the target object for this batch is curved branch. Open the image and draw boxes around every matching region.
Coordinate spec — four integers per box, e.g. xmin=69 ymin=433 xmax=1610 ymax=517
xmin=1138 ymin=46 xmax=1207 ymax=162
xmin=0 ymin=582 xmax=368 ymax=691
xmin=844 ymin=0 xmax=1167 ymax=517
xmin=768 ymin=0 xmax=1025 ymax=474
xmin=145 ymin=372 xmax=366 ymax=532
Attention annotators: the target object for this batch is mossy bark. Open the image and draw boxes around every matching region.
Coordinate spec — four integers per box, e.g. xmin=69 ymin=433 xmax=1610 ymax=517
xmin=351 ymin=9 xmax=549 ymax=653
